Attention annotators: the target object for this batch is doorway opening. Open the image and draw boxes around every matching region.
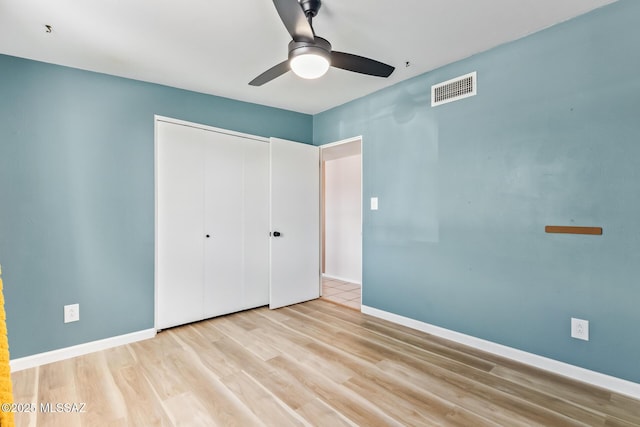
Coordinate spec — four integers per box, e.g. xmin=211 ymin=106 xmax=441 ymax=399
xmin=320 ymin=137 xmax=362 ymax=310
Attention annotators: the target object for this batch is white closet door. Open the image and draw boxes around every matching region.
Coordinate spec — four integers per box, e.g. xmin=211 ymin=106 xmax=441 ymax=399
xmin=243 ymin=139 xmax=270 ymax=308
xmin=269 ymin=138 xmax=320 ymax=309
xmin=156 ymin=122 xmax=206 ymax=329
xmin=203 ymin=132 xmax=245 ymax=317
xmin=157 ymin=119 xmax=317 ymax=327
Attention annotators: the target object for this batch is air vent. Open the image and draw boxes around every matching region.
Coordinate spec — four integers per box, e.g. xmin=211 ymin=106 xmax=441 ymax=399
xmin=431 ymin=72 xmax=477 ymax=107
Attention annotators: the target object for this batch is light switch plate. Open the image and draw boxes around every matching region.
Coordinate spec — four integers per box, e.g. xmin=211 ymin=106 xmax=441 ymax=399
xmin=371 ymin=197 xmax=378 ymax=210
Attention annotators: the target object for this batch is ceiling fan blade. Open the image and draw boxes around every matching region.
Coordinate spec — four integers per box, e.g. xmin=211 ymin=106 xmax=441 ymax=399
xmin=272 ymin=0 xmax=315 ymax=42
xmin=331 ymin=51 xmax=395 ymax=78
xmin=249 ymin=60 xmax=291 ymax=86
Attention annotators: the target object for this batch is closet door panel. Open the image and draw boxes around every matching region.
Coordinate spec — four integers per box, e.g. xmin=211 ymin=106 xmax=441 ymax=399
xmin=243 ymin=139 xmax=270 ymax=308
xmin=156 ymin=122 xmax=206 ymax=329
xmin=269 ymin=138 xmax=320 ymax=309
xmin=203 ymin=133 xmax=244 ymax=317
xmin=157 ymin=118 xmax=273 ymax=328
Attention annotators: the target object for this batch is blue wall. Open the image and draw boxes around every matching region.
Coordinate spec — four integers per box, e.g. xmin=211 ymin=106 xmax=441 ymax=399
xmin=314 ymin=0 xmax=640 ymax=383
xmin=0 ymin=55 xmax=311 ymax=358
xmin=2 ymin=0 xmax=639 ymax=386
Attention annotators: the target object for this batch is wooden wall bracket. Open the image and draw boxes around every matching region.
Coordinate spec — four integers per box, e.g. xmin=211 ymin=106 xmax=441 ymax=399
xmin=545 ymin=226 xmax=602 ymax=235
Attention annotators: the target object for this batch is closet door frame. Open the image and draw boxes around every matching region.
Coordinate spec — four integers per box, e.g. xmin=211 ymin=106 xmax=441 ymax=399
xmin=154 ymin=116 xmax=269 ymax=330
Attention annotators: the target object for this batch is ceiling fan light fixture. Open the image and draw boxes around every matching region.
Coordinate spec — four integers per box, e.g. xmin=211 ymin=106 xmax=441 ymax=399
xmin=288 ymin=37 xmax=332 ymax=80
xmin=290 ymin=53 xmax=330 ymax=79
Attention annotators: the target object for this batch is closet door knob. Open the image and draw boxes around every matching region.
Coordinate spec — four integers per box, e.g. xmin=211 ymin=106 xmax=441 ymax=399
xmin=273 ymin=231 xmax=281 ymax=237
xmin=206 ymin=234 xmax=211 ymax=238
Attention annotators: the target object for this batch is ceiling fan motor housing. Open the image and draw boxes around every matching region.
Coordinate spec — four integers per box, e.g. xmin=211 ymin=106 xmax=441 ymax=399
xmin=288 ymin=36 xmax=331 ymax=62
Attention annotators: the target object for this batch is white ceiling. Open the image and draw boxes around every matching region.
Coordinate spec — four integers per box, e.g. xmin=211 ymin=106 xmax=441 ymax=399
xmin=0 ymin=0 xmax=616 ymax=115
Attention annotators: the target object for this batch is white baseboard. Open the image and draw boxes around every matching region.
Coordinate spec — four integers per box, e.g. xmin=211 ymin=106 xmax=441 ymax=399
xmin=10 ymin=328 xmax=156 ymax=372
xmin=322 ymin=274 xmax=362 ymax=285
xmin=361 ymin=305 xmax=640 ymax=400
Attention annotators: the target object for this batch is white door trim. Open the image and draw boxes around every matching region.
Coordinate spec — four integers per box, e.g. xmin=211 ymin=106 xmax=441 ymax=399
xmin=320 ymin=135 xmax=363 ymax=149
xmin=154 ymin=115 xmax=268 ymax=143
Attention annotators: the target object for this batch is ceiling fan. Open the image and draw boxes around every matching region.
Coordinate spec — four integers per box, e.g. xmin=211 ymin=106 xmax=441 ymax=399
xmin=249 ymin=0 xmax=395 ymax=86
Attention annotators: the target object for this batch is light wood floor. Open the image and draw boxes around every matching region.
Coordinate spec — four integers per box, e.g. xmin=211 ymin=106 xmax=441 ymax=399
xmin=11 ymin=299 xmax=640 ymax=426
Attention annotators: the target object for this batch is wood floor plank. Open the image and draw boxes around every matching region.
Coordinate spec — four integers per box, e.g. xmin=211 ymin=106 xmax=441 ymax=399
xmin=267 ymin=354 xmax=406 ymax=426
xmin=213 ymin=316 xmax=281 ymax=361
xmin=490 ymin=364 xmax=640 ymax=425
xmin=301 ymin=300 xmax=498 ymax=373
xmin=129 ymin=344 xmax=190 ymax=402
xmin=10 ymin=299 xmax=640 ymax=426
xmin=170 ymin=327 xmax=244 ymax=379
xmin=376 ymin=358 xmax=589 ymax=427
xmin=295 ymin=398 xmax=358 ymax=427
xmin=604 ymin=416 xmax=640 ymax=427
xmin=102 ymin=345 xmax=136 ymax=371
xmin=252 ymin=312 xmax=356 ymax=384
xmin=35 ymin=361 xmax=82 ymax=427
xmin=73 ymin=352 xmax=127 ymax=426
xmin=267 ymin=335 xmax=466 ymax=426
xmin=263 ymin=307 xmax=494 ymax=426
xmin=282 ymin=302 xmax=608 ymax=426
xmin=220 ymin=370 xmax=309 ymax=427
xmin=109 ymin=365 xmax=172 ymax=426
xmin=300 ymin=337 xmax=524 ymax=426
xmin=343 ymin=374 xmax=470 ymax=426
xmin=11 ymin=368 xmax=38 ymax=427
xmin=204 ymin=332 xmax=320 ymax=413
xmin=160 ymin=391 xmax=218 ymax=427
xmin=147 ymin=346 xmax=263 ymax=426
xmin=607 ymin=394 xmax=640 ymax=424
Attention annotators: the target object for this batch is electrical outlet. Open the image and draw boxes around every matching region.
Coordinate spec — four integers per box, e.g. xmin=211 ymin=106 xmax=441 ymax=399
xmin=64 ymin=304 xmax=80 ymax=323
xmin=571 ymin=317 xmax=589 ymax=341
